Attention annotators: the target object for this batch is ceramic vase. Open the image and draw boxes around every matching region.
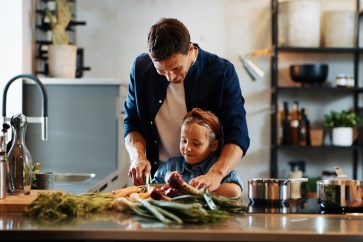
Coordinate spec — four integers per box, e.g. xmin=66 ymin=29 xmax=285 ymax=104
xmin=48 ymin=44 xmax=77 ymax=78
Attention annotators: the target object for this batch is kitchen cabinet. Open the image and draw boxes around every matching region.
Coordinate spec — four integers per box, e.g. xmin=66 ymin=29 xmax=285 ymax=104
xmin=270 ymin=0 xmax=363 ymax=179
xmin=23 ymin=78 xmax=129 ymax=192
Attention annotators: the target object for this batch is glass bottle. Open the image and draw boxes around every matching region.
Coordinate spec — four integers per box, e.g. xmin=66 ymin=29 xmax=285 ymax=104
xmin=290 ymin=101 xmax=300 ymax=145
xmin=7 ymin=114 xmax=32 ymax=195
xmin=281 ymin=101 xmax=291 ymax=145
xmin=298 ymin=108 xmax=311 ymax=146
xmin=0 ymin=135 xmax=7 ymax=199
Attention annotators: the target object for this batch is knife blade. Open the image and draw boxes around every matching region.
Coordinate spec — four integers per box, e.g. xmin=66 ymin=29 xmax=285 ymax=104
xmin=203 ymin=193 xmax=217 ymax=210
xmin=145 ymin=173 xmax=151 ymax=192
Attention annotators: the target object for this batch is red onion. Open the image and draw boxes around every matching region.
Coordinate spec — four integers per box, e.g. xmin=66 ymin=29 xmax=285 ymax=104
xmin=150 ymin=187 xmax=163 ymax=200
xmin=165 ymin=171 xmax=184 ymax=189
xmin=160 ymin=185 xmax=171 ymax=193
xmin=165 ymin=187 xmax=184 ymax=198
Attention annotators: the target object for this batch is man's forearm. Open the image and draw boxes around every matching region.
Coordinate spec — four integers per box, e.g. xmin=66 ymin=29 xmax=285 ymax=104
xmin=209 ymin=143 xmax=244 ymax=177
xmin=125 ymin=131 xmax=147 ymax=163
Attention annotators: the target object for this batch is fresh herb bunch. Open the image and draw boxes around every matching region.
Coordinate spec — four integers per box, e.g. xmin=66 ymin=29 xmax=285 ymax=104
xmin=324 ymin=110 xmax=363 ymax=128
xmin=25 ymin=192 xmax=113 ymax=222
xmin=31 ymin=162 xmax=41 ymax=188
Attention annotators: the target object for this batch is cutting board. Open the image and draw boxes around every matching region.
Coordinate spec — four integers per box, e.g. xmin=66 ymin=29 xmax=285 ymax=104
xmin=0 ymin=190 xmax=63 ymax=213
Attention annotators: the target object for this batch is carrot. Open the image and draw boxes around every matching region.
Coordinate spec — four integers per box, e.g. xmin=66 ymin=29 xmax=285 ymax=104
xmin=112 ymin=186 xmax=146 ymax=198
xmin=137 ymin=192 xmax=150 ymax=199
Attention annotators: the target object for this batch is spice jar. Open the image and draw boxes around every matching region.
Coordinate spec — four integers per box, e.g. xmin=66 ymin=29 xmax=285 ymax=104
xmin=336 ymin=74 xmax=354 ymax=87
xmin=346 ymin=75 xmax=354 ymax=87
xmin=336 ymin=74 xmax=347 ymax=87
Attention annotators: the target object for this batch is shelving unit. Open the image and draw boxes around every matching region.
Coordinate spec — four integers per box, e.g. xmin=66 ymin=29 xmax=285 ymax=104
xmin=270 ymin=0 xmax=363 ymax=179
xmin=34 ymin=0 xmax=90 ymax=77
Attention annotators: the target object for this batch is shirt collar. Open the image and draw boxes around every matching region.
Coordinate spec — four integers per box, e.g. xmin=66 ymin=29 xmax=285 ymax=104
xmin=182 ymin=153 xmax=215 ymax=173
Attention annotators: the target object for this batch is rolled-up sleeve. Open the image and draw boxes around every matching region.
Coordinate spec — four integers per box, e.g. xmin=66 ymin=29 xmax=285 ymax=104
xmin=123 ymin=60 xmax=141 ymax=139
xmin=220 ymin=64 xmax=250 ymax=156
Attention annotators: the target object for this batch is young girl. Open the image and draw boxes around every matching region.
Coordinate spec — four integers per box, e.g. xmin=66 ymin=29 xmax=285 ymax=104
xmin=153 ymin=108 xmax=243 ymax=198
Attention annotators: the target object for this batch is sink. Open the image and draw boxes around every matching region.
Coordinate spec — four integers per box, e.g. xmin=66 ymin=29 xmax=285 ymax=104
xmin=54 ymin=173 xmax=96 ymax=182
xmin=32 ymin=172 xmax=96 ymax=190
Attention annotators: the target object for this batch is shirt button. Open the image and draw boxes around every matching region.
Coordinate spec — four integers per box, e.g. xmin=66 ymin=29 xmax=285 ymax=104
xmin=150 ymin=121 xmax=153 ymax=125
xmin=154 ymin=140 xmax=158 ymax=144
xmin=159 ymin=99 xmax=162 ymax=104
xmin=154 ymin=161 xmax=158 ymax=165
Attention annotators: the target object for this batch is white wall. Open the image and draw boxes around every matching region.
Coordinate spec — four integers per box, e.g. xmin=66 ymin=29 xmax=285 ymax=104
xmin=0 ymin=0 xmax=34 ymax=118
xmin=77 ymin=0 xmax=272 ymax=195
xmin=76 ymin=0 xmax=363 ymax=200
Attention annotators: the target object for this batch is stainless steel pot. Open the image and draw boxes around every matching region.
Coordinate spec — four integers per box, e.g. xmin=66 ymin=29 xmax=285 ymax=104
xmin=248 ymin=178 xmax=308 ymax=203
xmin=317 ymin=179 xmax=363 ymax=209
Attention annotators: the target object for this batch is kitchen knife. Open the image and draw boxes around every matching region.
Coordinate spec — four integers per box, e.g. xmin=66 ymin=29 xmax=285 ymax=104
xmin=145 ymin=173 xmax=152 ymax=192
xmin=203 ymin=193 xmax=216 ymax=210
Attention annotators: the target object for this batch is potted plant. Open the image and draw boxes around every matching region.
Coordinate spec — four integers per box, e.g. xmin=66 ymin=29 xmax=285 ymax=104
xmin=46 ymin=0 xmax=76 ymax=78
xmin=323 ymin=110 xmax=363 ymax=146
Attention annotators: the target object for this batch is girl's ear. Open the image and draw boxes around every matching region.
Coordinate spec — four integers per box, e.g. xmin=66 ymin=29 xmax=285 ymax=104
xmin=210 ymin=140 xmax=219 ymax=152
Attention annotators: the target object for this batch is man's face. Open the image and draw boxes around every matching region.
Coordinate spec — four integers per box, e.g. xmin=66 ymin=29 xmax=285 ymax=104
xmin=151 ymin=48 xmax=192 ymax=84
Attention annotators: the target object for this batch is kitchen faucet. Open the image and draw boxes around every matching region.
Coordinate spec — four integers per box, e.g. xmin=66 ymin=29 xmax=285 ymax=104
xmin=2 ymin=74 xmax=48 ymax=195
xmin=2 ymin=74 xmax=48 ymax=141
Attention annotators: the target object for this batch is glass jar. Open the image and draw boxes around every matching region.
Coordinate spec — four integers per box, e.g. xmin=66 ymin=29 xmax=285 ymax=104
xmin=336 ymin=74 xmax=354 ymax=87
xmin=336 ymin=74 xmax=347 ymax=87
xmin=346 ymin=75 xmax=354 ymax=87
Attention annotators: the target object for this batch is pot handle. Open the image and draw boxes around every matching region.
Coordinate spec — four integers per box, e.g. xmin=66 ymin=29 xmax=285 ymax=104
xmin=284 ymin=178 xmax=309 ymax=184
xmin=334 ymin=166 xmax=348 ymax=179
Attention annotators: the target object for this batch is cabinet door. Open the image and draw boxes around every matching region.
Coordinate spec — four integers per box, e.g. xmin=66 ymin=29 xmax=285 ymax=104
xmin=118 ymin=84 xmax=132 ymax=187
xmin=24 ymin=84 xmax=120 ymax=178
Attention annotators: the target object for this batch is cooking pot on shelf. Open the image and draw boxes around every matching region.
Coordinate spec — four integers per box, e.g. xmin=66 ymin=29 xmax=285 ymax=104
xmin=248 ymin=178 xmax=308 ymax=204
xmin=317 ymin=167 xmax=363 ymax=210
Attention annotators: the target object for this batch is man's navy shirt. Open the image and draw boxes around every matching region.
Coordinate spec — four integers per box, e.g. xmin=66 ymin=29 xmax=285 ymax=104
xmin=123 ymin=44 xmax=250 ymax=175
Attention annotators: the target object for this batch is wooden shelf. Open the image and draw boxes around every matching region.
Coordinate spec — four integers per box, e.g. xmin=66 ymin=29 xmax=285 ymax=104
xmin=277 ymin=47 xmax=363 ymax=53
xmin=270 ymin=0 xmax=362 ymax=179
xmin=274 ymin=145 xmax=363 ymax=151
xmin=275 ymin=86 xmax=363 ymax=93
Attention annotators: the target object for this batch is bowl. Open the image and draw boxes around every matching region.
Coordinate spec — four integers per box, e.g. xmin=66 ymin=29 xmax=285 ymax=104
xmin=289 ymin=64 xmax=329 ymax=85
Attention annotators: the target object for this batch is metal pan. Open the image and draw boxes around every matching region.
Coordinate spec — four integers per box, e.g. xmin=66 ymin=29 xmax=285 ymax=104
xmin=248 ymin=178 xmax=308 ymax=203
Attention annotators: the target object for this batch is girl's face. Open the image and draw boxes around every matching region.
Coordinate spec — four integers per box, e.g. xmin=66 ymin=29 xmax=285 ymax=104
xmin=179 ymin=122 xmax=218 ymax=165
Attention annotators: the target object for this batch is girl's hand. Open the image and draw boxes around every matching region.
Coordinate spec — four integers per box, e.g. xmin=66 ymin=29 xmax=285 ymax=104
xmin=189 ymin=170 xmax=223 ymax=192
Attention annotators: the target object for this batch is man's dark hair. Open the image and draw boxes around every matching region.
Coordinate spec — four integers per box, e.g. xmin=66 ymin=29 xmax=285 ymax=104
xmin=147 ymin=18 xmax=190 ymax=61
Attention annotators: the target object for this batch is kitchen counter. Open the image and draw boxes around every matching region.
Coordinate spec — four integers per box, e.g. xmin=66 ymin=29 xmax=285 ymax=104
xmin=0 ymin=211 xmax=362 ymax=241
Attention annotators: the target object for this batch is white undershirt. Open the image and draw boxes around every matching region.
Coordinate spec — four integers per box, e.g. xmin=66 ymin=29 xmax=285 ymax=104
xmin=155 ymin=82 xmax=187 ymax=161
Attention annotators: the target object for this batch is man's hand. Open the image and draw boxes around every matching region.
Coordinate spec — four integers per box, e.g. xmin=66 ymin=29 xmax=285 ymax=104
xmin=125 ymin=131 xmax=150 ymax=186
xmin=128 ymin=158 xmax=151 ymax=186
xmin=189 ymin=170 xmax=223 ymax=192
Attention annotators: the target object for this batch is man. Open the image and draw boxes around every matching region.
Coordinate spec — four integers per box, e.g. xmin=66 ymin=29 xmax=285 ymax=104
xmin=124 ymin=18 xmax=249 ymax=192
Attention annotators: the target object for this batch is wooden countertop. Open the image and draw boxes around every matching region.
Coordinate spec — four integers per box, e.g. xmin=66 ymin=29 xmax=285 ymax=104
xmin=0 ymin=212 xmax=362 ymax=241
xmin=0 ymin=190 xmax=63 ymax=212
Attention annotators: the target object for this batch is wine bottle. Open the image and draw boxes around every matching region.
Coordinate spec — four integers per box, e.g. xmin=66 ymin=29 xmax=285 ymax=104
xmin=281 ymin=101 xmax=291 ymax=145
xmin=299 ymin=108 xmax=311 ymax=146
xmin=290 ymin=101 xmax=300 ymax=145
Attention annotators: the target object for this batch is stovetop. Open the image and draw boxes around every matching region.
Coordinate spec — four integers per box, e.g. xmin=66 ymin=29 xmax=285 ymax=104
xmin=247 ymin=198 xmax=363 ymax=214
